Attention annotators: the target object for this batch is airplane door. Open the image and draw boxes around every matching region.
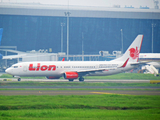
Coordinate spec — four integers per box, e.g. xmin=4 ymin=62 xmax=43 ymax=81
xmin=23 ymin=64 xmax=27 ymax=72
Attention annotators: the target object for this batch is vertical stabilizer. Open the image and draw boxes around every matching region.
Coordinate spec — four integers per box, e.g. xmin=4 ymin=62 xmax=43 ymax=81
xmin=0 ymin=28 xmax=3 ymax=45
xmin=114 ymin=35 xmax=144 ymax=63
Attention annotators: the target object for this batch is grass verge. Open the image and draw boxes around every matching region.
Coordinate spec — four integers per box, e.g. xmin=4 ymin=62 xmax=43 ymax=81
xmin=1 ymin=81 xmax=160 ymax=87
xmin=0 ymin=95 xmax=160 ymax=120
xmin=0 ymin=109 xmax=160 ymax=120
xmin=0 ymin=88 xmax=160 ymax=91
xmin=0 ymin=95 xmax=160 ymax=110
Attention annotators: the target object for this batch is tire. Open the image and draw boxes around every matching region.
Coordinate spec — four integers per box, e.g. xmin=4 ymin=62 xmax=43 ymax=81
xmin=18 ymin=78 xmax=21 ymax=81
xmin=69 ymin=79 xmax=74 ymax=82
xmin=79 ymin=77 xmax=84 ymax=82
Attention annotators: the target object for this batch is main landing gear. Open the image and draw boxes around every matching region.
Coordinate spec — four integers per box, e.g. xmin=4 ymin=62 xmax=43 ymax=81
xmin=79 ymin=77 xmax=84 ymax=82
xmin=68 ymin=77 xmax=84 ymax=82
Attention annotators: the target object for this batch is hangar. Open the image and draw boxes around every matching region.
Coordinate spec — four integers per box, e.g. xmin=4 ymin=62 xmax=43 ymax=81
xmin=0 ymin=3 xmax=160 ymax=55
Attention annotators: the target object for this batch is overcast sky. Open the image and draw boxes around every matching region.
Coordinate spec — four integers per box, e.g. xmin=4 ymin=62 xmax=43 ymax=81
xmin=1 ymin=0 xmax=155 ymax=8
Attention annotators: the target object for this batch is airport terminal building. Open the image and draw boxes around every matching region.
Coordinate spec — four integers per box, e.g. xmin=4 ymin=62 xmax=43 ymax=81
xmin=0 ymin=3 xmax=160 ymax=55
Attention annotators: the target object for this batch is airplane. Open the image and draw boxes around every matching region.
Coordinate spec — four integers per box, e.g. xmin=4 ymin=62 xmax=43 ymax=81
xmin=5 ymin=35 xmax=144 ymax=81
xmin=139 ymin=53 xmax=160 ymax=69
xmin=0 ymin=28 xmax=27 ymax=60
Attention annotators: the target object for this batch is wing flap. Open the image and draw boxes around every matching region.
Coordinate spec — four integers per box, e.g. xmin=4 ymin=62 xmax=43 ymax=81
xmin=64 ymin=67 xmax=117 ymax=75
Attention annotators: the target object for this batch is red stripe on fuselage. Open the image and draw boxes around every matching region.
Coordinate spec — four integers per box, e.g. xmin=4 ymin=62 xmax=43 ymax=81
xmin=121 ymin=58 xmax=129 ymax=67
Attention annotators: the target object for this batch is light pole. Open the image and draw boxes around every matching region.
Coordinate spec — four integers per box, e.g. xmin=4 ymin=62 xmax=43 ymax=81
xmin=64 ymin=12 xmax=70 ymax=61
xmin=152 ymin=23 xmax=156 ymax=53
xmin=61 ymin=23 xmax=65 ymax=52
xmin=120 ymin=29 xmax=123 ymax=54
xmin=82 ymin=32 xmax=84 ymax=61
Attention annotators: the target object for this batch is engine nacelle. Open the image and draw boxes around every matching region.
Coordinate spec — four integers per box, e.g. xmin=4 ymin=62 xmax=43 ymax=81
xmin=46 ymin=76 xmax=60 ymax=79
xmin=64 ymin=72 xmax=79 ymax=79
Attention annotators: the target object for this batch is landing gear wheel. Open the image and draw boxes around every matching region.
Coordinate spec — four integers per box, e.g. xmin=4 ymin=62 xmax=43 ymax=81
xmin=69 ymin=79 xmax=74 ymax=82
xmin=79 ymin=77 xmax=84 ymax=82
xmin=18 ymin=78 xmax=21 ymax=81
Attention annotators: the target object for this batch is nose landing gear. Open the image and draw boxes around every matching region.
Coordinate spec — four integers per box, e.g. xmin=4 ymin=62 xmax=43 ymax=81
xmin=18 ymin=78 xmax=21 ymax=81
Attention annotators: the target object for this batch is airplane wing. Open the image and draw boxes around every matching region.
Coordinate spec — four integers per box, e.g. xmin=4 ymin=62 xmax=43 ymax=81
xmin=2 ymin=54 xmax=27 ymax=59
xmin=0 ymin=49 xmax=26 ymax=54
xmin=77 ymin=69 xmax=106 ymax=73
xmin=2 ymin=53 xmax=56 ymax=60
xmin=64 ymin=68 xmax=117 ymax=76
xmin=0 ymin=49 xmax=27 ymax=59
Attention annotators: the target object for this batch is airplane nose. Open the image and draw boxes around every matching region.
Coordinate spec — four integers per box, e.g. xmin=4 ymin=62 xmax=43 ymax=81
xmin=5 ymin=68 xmax=9 ymax=74
xmin=5 ymin=68 xmax=12 ymax=74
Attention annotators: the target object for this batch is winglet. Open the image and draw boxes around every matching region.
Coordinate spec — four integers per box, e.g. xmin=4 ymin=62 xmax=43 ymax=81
xmin=62 ymin=58 xmax=65 ymax=61
xmin=121 ymin=58 xmax=129 ymax=67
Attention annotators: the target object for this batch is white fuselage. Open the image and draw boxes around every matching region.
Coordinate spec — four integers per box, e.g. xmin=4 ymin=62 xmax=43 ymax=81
xmin=5 ymin=60 xmax=135 ymax=78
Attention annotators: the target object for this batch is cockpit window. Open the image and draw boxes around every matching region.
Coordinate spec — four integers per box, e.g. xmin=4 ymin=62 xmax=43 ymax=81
xmin=13 ymin=66 xmax=18 ymax=68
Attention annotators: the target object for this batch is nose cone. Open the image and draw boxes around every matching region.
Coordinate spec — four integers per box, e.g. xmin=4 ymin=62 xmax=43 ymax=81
xmin=5 ymin=68 xmax=12 ymax=75
xmin=5 ymin=68 xmax=9 ymax=74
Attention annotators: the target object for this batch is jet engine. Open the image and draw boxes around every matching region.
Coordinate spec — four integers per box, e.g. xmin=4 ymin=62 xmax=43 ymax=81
xmin=64 ymin=72 xmax=79 ymax=79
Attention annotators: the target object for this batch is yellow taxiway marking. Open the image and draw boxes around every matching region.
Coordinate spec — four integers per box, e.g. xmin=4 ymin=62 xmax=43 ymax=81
xmin=150 ymin=80 xmax=160 ymax=84
xmin=91 ymin=92 xmax=126 ymax=95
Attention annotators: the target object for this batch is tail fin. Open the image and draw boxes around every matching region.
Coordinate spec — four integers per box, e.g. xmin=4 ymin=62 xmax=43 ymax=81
xmin=0 ymin=28 xmax=3 ymax=45
xmin=114 ymin=35 xmax=144 ymax=63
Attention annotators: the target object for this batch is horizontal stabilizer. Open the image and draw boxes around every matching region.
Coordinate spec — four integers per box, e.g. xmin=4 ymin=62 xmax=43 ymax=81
xmin=131 ymin=61 xmax=148 ymax=66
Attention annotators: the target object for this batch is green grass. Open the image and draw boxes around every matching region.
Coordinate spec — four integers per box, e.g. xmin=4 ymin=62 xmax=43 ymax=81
xmin=1 ymin=73 xmax=160 ymax=80
xmin=1 ymin=73 xmax=160 ymax=119
xmin=1 ymin=81 xmax=160 ymax=87
xmin=0 ymin=95 xmax=160 ymax=120
xmin=0 ymin=109 xmax=160 ymax=120
xmin=1 ymin=95 xmax=159 ymax=110
xmin=85 ymin=73 xmax=160 ymax=80
xmin=1 ymin=88 xmax=160 ymax=91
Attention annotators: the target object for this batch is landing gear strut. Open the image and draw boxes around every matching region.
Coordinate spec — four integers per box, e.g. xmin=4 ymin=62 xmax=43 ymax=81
xmin=79 ymin=77 xmax=84 ymax=82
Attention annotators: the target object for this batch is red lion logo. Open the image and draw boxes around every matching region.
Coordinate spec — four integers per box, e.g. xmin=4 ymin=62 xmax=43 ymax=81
xmin=129 ymin=47 xmax=139 ymax=59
